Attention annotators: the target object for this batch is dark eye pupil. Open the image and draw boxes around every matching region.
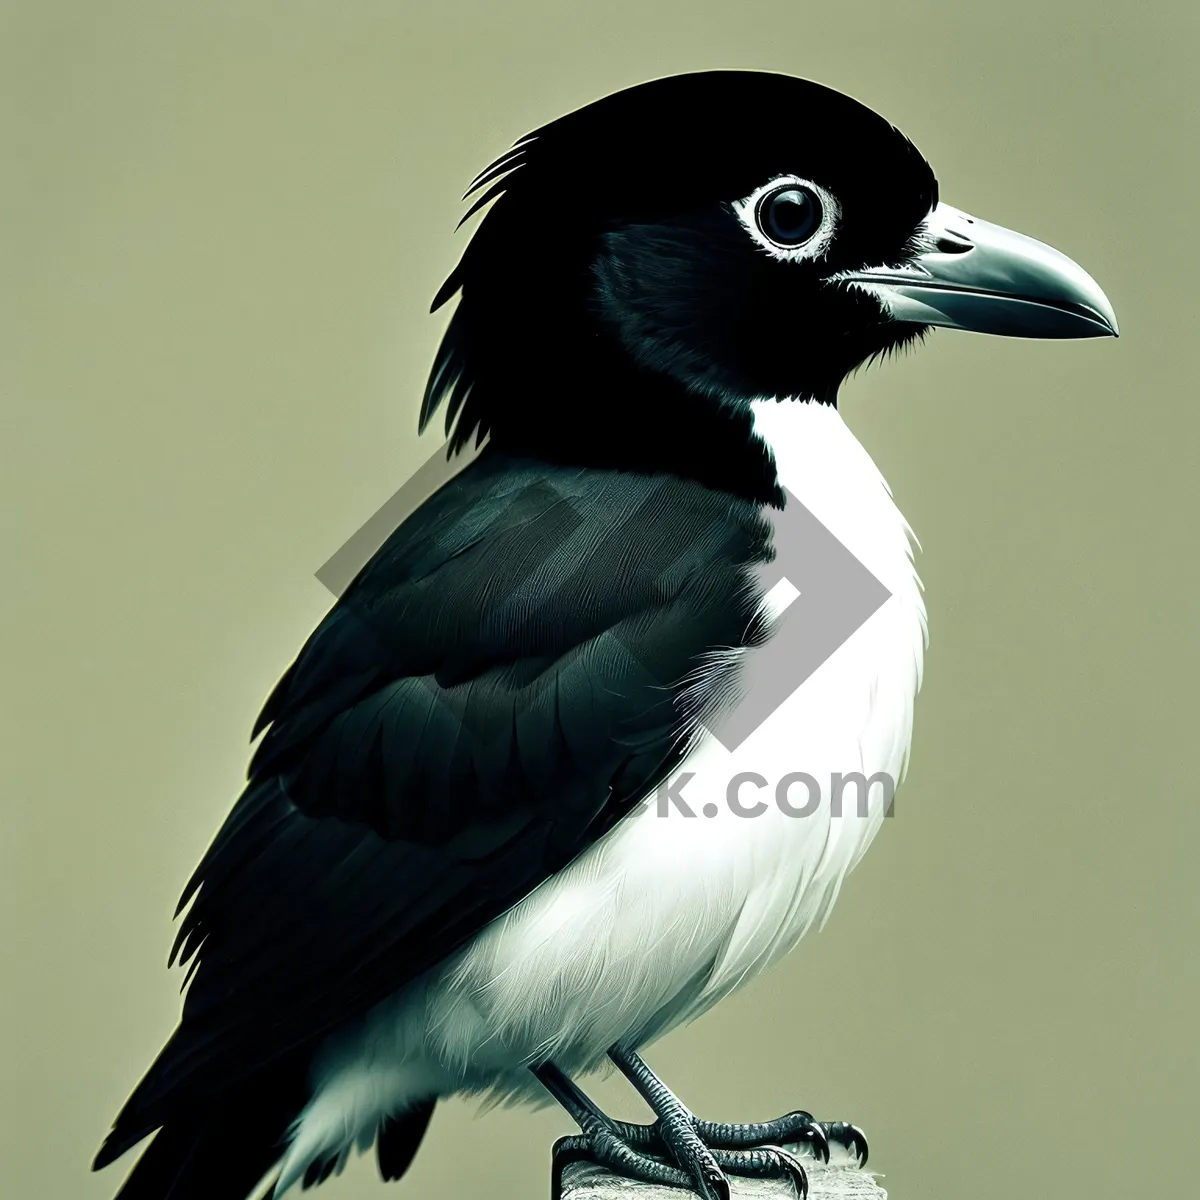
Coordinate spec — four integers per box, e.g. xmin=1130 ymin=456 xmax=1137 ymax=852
xmin=760 ymin=186 xmax=821 ymax=246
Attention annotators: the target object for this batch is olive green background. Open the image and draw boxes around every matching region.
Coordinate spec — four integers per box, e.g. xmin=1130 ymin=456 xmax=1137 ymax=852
xmin=3 ymin=3 xmax=1197 ymax=1200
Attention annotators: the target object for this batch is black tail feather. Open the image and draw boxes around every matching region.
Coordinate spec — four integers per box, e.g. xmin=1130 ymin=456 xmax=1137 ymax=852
xmin=97 ymin=1063 xmax=307 ymax=1200
xmin=376 ymin=1099 xmax=437 ymax=1182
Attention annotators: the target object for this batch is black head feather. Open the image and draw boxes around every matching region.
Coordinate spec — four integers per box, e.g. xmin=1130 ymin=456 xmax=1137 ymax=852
xmin=421 ymin=70 xmax=939 ymax=479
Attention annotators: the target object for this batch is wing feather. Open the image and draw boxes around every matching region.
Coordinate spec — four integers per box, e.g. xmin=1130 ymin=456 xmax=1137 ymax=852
xmin=102 ymin=452 xmax=770 ymax=1154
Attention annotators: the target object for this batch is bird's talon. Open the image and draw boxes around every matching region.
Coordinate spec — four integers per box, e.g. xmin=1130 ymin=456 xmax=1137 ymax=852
xmin=764 ymin=1145 xmax=810 ymax=1200
xmin=789 ymin=1113 xmax=830 ymax=1163
xmin=708 ymin=1144 xmax=810 ymax=1200
xmin=820 ymin=1121 xmax=869 ymax=1168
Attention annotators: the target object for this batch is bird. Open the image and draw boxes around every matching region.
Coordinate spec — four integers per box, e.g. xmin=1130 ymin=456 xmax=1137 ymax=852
xmin=92 ymin=69 xmax=1117 ymax=1200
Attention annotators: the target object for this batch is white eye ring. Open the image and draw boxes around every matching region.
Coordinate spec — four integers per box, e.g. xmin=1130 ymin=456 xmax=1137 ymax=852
xmin=732 ymin=175 xmax=840 ymax=262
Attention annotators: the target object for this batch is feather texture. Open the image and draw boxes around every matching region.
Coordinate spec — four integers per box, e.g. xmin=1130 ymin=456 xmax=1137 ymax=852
xmin=276 ymin=398 xmax=926 ymax=1188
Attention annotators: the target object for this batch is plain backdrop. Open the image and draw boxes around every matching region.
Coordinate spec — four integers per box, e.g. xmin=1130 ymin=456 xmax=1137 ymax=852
xmin=3 ymin=4 xmax=1198 ymax=1200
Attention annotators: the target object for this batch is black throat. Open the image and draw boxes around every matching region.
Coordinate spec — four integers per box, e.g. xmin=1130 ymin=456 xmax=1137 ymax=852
xmin=487 ymin=375 xmax=785 ymax=509
xmin=425 ymin=295 xmax=788 ymax=509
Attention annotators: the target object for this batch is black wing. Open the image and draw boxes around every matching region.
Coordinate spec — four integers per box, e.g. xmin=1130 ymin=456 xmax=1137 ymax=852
xmin=99 ymin=450 xmax=772 ymax=1159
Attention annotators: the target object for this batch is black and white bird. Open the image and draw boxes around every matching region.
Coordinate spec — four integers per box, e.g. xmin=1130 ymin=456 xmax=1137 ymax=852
xmin=94 ymin=70 xmax=1117 ymax=1200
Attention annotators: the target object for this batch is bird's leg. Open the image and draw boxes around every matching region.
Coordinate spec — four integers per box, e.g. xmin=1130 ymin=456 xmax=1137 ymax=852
xmin=532 ymin=1051 xmax=866 ymax=1200
xmin=607 ymin=1046 xmax=869 ymax=1170
xmin=532 ymin=1061 xmax=705 ymax=1200
xmin=606 ymin=1048 xmax=737 ymax=1200
xmin=603 ymin=1046 xmax=816 ymax=1199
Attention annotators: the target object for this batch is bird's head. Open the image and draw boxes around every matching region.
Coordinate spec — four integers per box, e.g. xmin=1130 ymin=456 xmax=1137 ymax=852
xmin=421 ymin=71 xmax=1116 ymax=483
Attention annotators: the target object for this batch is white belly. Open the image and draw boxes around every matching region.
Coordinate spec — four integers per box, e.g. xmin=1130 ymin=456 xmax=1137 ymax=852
xmin=282 ymin=400 xmax=926 ymax=1185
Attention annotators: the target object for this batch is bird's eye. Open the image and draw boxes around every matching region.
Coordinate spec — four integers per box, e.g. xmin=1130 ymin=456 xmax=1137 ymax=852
xmin=756 ymin=185 xmax=823 ymax=247
xmin=733 ymin=176 xmax=839 ymax=261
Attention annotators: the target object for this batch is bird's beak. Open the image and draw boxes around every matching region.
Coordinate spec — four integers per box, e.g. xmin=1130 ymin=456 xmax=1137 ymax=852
xmin=834 ymin=202 xmax=1118 ymax=339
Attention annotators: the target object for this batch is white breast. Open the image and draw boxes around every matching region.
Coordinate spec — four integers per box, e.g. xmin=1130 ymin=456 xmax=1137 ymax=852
xmin=417 ymin=400 xmax=926 ymax=1086
xmin=291 ymin=401 xmax=927 ymax=1172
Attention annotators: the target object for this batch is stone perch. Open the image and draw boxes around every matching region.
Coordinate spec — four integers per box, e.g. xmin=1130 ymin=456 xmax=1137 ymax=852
xmin=558 ymin=1139 xmax=886 ymax=1200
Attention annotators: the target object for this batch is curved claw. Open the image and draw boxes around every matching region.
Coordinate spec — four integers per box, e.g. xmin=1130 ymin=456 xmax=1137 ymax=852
xmin=846 ymin=1125 xmax=869 ymax=1169
xmin=762 ymin=1145 xmax=810 ymax=1200
xmin=707 ymin=1145 xmax=811 ymax=1200
xmin=821 ymin=1122 xmax=869 ymax=1168
xmin=789 ymin=1113 xmax=830 ymax=1163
